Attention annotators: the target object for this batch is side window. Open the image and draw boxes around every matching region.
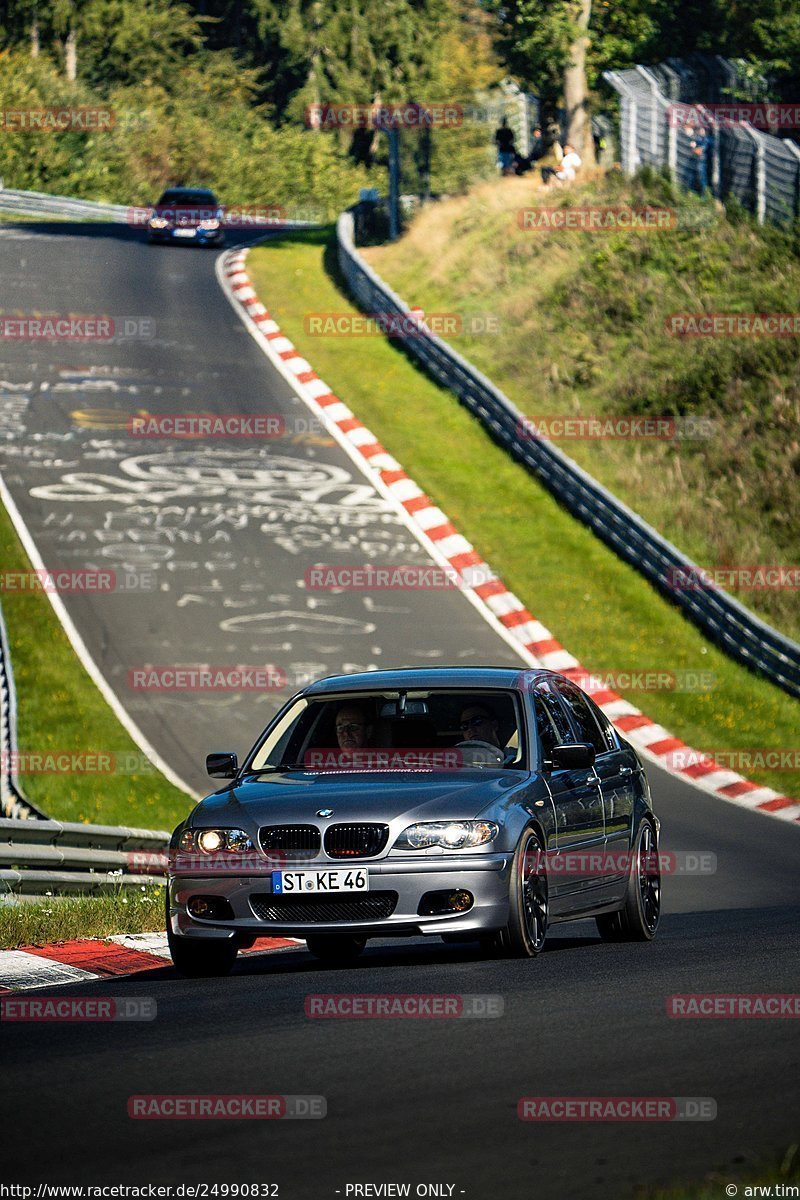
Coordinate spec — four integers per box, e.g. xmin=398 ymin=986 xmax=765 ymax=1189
xmin=533 ymin=698 xmax=559 ymax=759
xmin=586 ymin=696 xmax=618 ymax=753
xmin=555 ymin=683 xmax=608 ymax=755
xmin=534 ymin=689 xmax=573 ymax=760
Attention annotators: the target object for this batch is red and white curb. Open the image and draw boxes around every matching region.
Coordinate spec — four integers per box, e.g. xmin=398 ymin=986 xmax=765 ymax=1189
xmin=217 ymin=246 xmax=800 ymax=826
xmin=0 ymin=932 xmax=303 ymax=992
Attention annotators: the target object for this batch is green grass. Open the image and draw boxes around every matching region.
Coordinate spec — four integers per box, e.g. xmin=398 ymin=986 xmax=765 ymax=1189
xmin=364 ymin=169 xmax=800 ymax=642
xmin=247 ymin=228 xmax=799 ymax=800
xmin=634 ymin=1143 xmax=799 ymax=1199
xmin=0 ymin=499 xmax=194 ymax=828
xmin=0 ymin=887 xmax=164 ymax=949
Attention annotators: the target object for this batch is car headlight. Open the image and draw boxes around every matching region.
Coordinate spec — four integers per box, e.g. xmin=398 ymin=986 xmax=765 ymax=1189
xmin=179 ymin=828 xmax=254 ymax=854
xmin=394 ymin=820 xmax=499 ymax=850
xmin=149 ymin=216 xmax=169 ymax=229
xmin=198 ymin=218 xmax=220 ymax=230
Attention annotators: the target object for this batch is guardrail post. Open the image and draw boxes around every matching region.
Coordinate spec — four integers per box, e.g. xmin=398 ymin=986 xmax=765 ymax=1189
xmin=667 ymin=114 xmax=677 ymax=179
xmin=626 ymin=101 xmax=638 ymax=174
xmin=387 ymin=127 xmax=401 ymax=241
xmin=740 ymin=123 xmax=766 ymax=222
xmin=635 ymin=67 xmax=663 ymax=161
xmin=784 ymin=139 xmax=800 ymax=220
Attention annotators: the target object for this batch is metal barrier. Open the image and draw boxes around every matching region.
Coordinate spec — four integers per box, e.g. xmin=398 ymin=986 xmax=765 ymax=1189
xmin=603 ymin=58 xmax=800 ymax=226
xmin=336 ymin=210 xmax=800 ymax=698
xmin=0 ymin=818 xmax=169 ymax=894
xmin=0 ymin=186 xmax=129 ymax=221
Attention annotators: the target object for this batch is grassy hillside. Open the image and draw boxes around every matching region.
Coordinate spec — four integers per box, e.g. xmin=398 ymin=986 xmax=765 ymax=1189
xmin=247 ymin=230 xmax=799 ymax=800
xmin=0 ymin=500 xmax=194 ymax=828
xmin=364 ymin=168 xmax=800 ymax=642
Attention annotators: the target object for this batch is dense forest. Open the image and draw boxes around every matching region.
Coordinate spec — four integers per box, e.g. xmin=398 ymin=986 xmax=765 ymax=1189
xmin=1 ymin=0 xmax=798 ymax=206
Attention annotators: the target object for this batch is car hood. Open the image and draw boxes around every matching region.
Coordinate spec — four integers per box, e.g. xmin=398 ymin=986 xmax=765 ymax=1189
xmin=152 ymin=205 xmax=219 ymax=224
xmin=189 ymin=770 xmax=527 ymax=830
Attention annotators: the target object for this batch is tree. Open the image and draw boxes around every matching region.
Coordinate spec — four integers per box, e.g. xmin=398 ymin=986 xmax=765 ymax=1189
xmin=488 ymin=0 xmax=659 ymax=159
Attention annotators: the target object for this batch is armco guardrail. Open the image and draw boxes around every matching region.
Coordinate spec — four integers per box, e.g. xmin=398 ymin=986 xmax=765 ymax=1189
xmin=0 ymin=818 xmax=169 ymax=894
xmin=336 ymin=210 xmax=800 ymax=698
xmin=0 ymin=186 xmax=129 ymax=221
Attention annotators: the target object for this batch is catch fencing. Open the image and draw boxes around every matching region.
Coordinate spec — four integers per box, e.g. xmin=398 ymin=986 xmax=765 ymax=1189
xmin=604 ymin=56 xmax=800 ymax=225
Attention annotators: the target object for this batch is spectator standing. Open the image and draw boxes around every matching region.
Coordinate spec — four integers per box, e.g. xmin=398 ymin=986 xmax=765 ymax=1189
xmin=684 ymin=123 xmax=711 ymax=193
xmin=495 ymin=117 xmax=517 ymax=175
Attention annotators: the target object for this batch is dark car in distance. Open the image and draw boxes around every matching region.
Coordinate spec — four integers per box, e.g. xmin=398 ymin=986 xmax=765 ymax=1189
xmin=166 ymin=667 xmax=661 ymax=976
xmin=146 ymin=186 xmax=225 ymax=246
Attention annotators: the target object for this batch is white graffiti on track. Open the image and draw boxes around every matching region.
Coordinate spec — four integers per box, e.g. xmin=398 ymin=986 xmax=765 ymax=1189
xmin=29 ymin=450 xmax=390 ymax=511
xmin=219 ymin=610 xmax=377 ymax=636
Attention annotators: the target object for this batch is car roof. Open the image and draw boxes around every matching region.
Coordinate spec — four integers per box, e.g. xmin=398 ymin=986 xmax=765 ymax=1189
xmin=302 ymin=666 xmax=557 ymax=695
xmin=157 ymin=188 xmax=217 ymax=200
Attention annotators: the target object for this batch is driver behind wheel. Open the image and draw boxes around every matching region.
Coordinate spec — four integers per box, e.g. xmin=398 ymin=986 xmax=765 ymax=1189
xmin=457 ymin=703 xmax=507 ymax=766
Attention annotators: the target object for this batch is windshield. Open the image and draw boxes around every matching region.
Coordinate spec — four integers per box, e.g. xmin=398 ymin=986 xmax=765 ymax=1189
xmin=246 ymin=689 xmax=525 ymax=773
xmin=157 ymin=190 xmax=217 ymax=206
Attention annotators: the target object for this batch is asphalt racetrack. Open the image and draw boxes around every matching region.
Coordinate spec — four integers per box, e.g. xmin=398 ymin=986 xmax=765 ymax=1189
xmin=1 ymin=222 xmax=798 ymax=1199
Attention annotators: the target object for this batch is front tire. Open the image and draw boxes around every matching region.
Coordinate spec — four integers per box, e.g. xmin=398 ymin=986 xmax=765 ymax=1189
xmin=167 ymin=930 xmax=239 ymax=977
xmin=166 ymin=892 xmax=239 ymax=976
xmin=484 ymin=827 xmax=548 ymax=958
xmin=596 ymin=818 xmax=660 ymax=942
xmin=305 ymin=935 xmax=366 ymax=964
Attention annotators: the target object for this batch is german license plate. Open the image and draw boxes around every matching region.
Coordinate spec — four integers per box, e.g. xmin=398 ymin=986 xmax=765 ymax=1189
xmin=272 ymin=868 xmax=369 ymax=894
xmin=173 ymin=228 xmax=196 ymax=237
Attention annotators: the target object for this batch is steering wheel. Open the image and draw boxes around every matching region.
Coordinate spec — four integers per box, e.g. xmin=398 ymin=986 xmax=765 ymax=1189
xmin=454 ymin=739 xmax=505 ymax=766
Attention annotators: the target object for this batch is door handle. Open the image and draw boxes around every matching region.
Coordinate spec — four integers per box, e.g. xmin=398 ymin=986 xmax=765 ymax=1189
xmin=620 ymin=766 xmax=633 ymax=776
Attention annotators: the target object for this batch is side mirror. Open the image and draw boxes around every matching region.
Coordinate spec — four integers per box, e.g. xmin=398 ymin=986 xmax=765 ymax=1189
xmin=550 ymin=743 xmax=595 ymax=770
xmin=206 ymin=752 xmax=238 ymax=779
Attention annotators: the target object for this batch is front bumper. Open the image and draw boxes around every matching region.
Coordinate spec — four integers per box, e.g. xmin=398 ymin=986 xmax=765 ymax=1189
xmin=148 ymin=227 xmax=224 ymax=245
xmin=168 ymin=853 xmax=512 ymax=941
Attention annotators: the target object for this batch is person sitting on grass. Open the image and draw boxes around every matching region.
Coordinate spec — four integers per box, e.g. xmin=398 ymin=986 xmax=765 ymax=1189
xmin=542 ymin=143 xmax=582 ymax=187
